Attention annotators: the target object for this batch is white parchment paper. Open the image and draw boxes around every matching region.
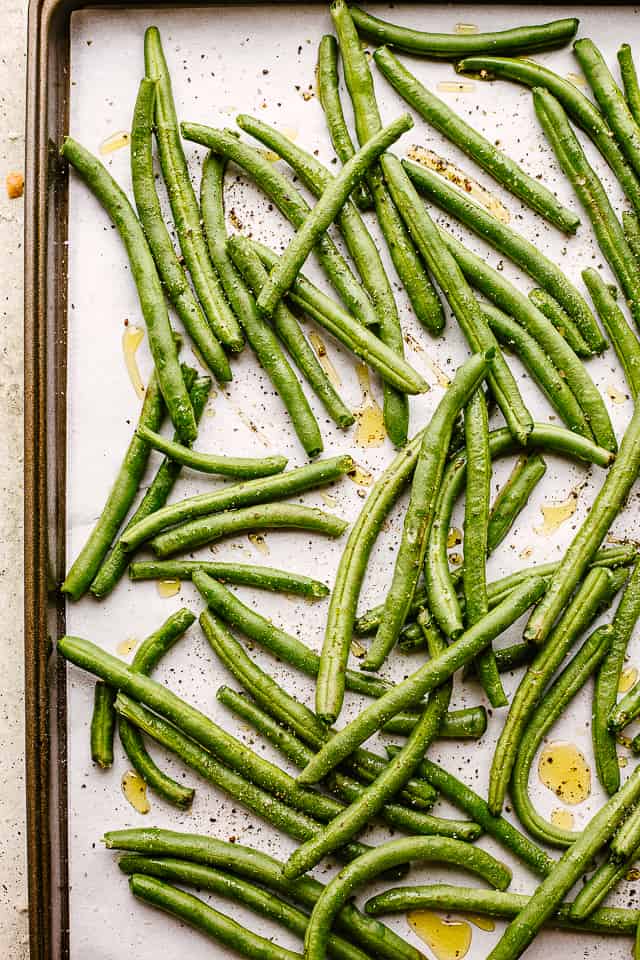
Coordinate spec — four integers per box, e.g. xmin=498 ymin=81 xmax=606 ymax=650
xmin=66 ymin=4 xmax=640 ymax=957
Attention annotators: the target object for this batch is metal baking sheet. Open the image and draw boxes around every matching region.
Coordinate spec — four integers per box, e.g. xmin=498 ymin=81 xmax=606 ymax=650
xmin=27 ymin=1 xmax=640 ymax=958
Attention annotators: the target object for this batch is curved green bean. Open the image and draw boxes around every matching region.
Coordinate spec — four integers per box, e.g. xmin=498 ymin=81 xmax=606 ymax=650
xmin=528 ymin=289 xmax=593 ymax=358
xmin=488 ymin=452 xmax=547 ymax=553
xmin=90 ymin=683 xmax=116 ymax=768
xmin=583 ymin=267 xmax=640 ymax=399
xmin=128 ymin=560 xmax=329 ymax=598
xmin=619 ymin=45 xmax=640 ymax=127
xmin=137 ymin=424 xmax=288 ymax=477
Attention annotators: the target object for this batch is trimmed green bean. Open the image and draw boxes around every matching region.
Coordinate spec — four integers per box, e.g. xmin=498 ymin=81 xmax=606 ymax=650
xmin=351 ymin=8 xmax=579 ymax=58
xmin=625 ymin=211 xmax=640 ymax=268
xmin=525 ymin=398 xmax=640 ymax=644
xmin=583 ymin=267 xmax=640 ymax=399
xmin=128 ymin=560 xmax=329 ymax=598
xmin=488 ymin=452 xmax=547 ymax=553
xmin=376 ymin=47 xmax=581 ymax=236
xmin=611 ymin=803 xmax=640 ymax=863
xmin=144 ymin=27 xmax=242 ymax=352
xmin=489 ymin=567 xmax=625 ymax=816
xmin=573 ymin=853 xmax=637 ymax=920
xmin=610 ymin=678 xmax=640 ymax=731
xmin=619 ymin=45 xmax=640 ymax=127
xmin=90 ymin=683 xmax=116 ymax=768
xmin=528 ymin=289 xmax=593 ymax=358
xmin=130 ymin=78 xmax=231 ymax=381
xmin=137 ymin=424 xmax=287 ymax=477
xmin=383 ymin=705 xmax=487 ymax=739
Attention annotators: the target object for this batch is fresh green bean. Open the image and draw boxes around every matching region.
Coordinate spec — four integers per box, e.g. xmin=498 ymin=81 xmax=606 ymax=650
xmin=304 ymin=836 xmax=512 ymax=960
xmin=611 ymin=803 xmax=640 ymax=864
xmin=456 ymin=55 xmax=640 ymax=220
xmin=351 ymin=8 xmax=579 ymax=58
xmin=120 ymin=454 xmax=352 ymax=552
xmin=317 ymin=35 xmax=372 ymax=210
xmin=440 ymin=227 xmax=617 ymax=452
xmin=488 ymin=452 xmax=547 ymax=553
xmin=583 ymin=267 xmax=640 ymax=399
xmin=61 ymin=373 xmax=165 ymax=600
xmin=572 ymin=853 xmax=638 ymax=920
xmin=128 ymin=560 xmax=329 ymax=598
xmin=248 ymin=239 xmax=429 ymax=393
xmin=487 ymin=760 xmax=640 ymax=960
xmin=90 ymin=683 xmax=116 ymax=768
xmin=383 ymin=705 xmax=487 ymax=739
xmin=151 ymin=502 xmax=347 ymax=558
xmin=533 ymin=87 xmax=640 ymax=331
xmin=60 ymin=136 xmax=196 ymax=447
xmin=574 ymin=39 xmax=640 ymax=182
xmin=144 ymin=27 xmax=242 ymax=352
xmin=619 ymin=44 xmax=640 ymax=127
xmin=137 ymin=424 xmax=288 ymax=477
xmin=494 ymin=642 xmax=538 ymax=672
xmin=330 ymin=0 xmax=445 ymax=334
xmin=130 ymin=78 xmax=231 ymax=381
xmin=119 ymin=857 xmax=371 ymax=960
xmin=512 ymin=625 xmax=613 ymax=848
xmin=90 ymin=374 xmax=210 ymax=598
xmin=364 ymin=884 xmax=640 ymax=936
xmin=235 ymin=113 xmax=407 ymax=445
xmin=376 ymin=48 xmax=581 ymax=236
xmin=609 ymin=677 xmax=640 ymax=731
xmin=362 ymin=352 xmax=494 ymax=677
xmin=104 ymin=828 xmax=424 ymax=960
xmin=593 ymin=563 xmax=640 ymax=794
xmin=300 ymin=577 xmax=545 ymax=785
xmin=525 ymin=398 xmax=640 ymax=644
xmin=625 ymin=211 xmax=640 ymax=268
xmin=490 ymin=567 xmax=625 ymax=816
xmin=528 ymin=289 xmax=593 ymax=358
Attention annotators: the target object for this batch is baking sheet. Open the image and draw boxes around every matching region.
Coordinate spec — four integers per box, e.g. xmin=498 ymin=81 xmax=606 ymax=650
xmin=65 ymin=4 xmax=640 ymax=957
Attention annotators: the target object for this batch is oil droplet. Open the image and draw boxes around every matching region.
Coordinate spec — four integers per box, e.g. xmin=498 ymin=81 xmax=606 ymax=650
xmin=309 ymin=332 xmax=342 ymax=387
xmin=249 ymin=532 xmax=270 ymax=556
xmin=619 ymin=667 xmax=638 ymax=693
xmin=351 ymin=639 xmax=367 ymax=658
xmin=100 ymin=130 xmax=130 ymax=155
xmin=607 ymin=384 xmax=627 ymax=404
xmin=282 ymin=128 xmax=298 ymax=142
xmin=355 ymin=364 xmax=386 ymax=447
xmin=468 ymin=915 xmax=495 ymax=932
xmin=627 ymin=867 xmax=640 ymax=881
xmin=449 ymin=552 xmax=463 ymax=566
xmin=551 ymin=807 xmax=574 ymax=830
xmin=436 ymin=81 xmax=476 ymax=93
xmin=447 ymin=527 xmax=462 ymax=548
xmin=619 ymin=755 xmax=629 ymax=768
xmin=117 ymin=636 xmax=139 ymax=657
xmin=259 ymin=148 xmax=281 ymax=163
xmin=121 ymin=771 xmax=150 ymax=814
xmin=229 ymin=404 xmax=271 ymax=447
xmin=157 ymin=578 xmax=180 ymax=599
xmin=519 ymin=546 xmax=533 ymax=559
xmin=566 ymin=72 xmax=587 ymax=88
xmin=406 ymin=146 xmax=510 ymax=224
xmin=403 ymin=332 xmax=448 ymax=387
xmin=348 ymin=462 xmax=373 ymax=486
xmin=538 ymin=741 xmax=591 ymax=804
xmin=408 ymin=911 xmax=471 ymax=960
xmin=320 ymin=491 xmax=338 ymax=508
xmin=455 ymin=22 xmax=478 ymax=34
xmin=534 ymin=491 xmax=578 ymax=536
xmin=123 ymin=326 xmax=146 ymax=400
xmin=617 ymin=733 xmax=633 ymax=748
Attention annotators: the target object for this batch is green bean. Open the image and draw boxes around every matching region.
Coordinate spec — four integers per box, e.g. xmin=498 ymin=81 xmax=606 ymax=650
xmin=104 ymin=829 xmax=424 ymax=960
xmin=362 ymin=352 xmax=494 ymax=677
xmin=572 ymin=853 xmax=637 ymax=919
xmin=364 ymin=883 xmax=640 ymax=936
xmin=221 ymin=227 xmax=353 ymax=431
xmin=304 ymin=836 xmax=512 ymax=960
xmin=90 ymin=374 xmax=210 ymax=598
xmin=575 ymin=39 xmax=640 ymax=182
xmin=300 ymin=577 xmax=545 ymax=786
xmin=117 ymin=608 xmax=197 ymax=810
xmin=625 ymin=211 xmax=640 ymax=268
xmin=144 ymin=27 xmax=242 ymax=353
xmin=120 ymin=454 xmax=352 ymax=552
xmin=489 ymin=567 xmax=625 ymax=816
xmin=488 ymin=453 xmax=547 ymax=553
xmin=90 ymin=683 xmax=116 ymax=768
xmin=119 ymin=857 xmax=370 ymax=960
xmin=138 ymin=425 xmax=289 ymax=477
xmin=583 ymin=267 xmax=640 ymax=399
xmin=440 ymin=227 xmax=617 ymax=452
xmin=456 ymin=55 xmax=640 ymax=220
xmin=483 ymin=303 xmax=593 ymax=438
xmin=512 ymin=625 xmax=613 ymax=848
xmin=235 ymin=113 xmax=407 ymax=445
xmin=619 ymin=44 xmax=640 ymax=127
xmin=130 ymin=78 xmax=231 ymax=381
xmin=533 ymin=87 xmax=640 ymax=331
xmin=494 ymin=642 xmax=538 ymax=672
xmin=249 ymin=239 xmax=429 ymax=394
xmin=528 ymin=289 xmax=593 ymax=358
xmin=593 ymin=563 xmax=640 ymax=794
xmin=611 ymin=803 xmax=640 ymax=864
xmin=487 ymin=760 xmax=640 ymax=960
xmin=376 ymin=48 xmax=580 ymax=236
xmin=61 ymin=373 xmax=165 ymax=600
xmin=317 ymin=35 xmax=372 ymax=210
xmin=151 ymin=502 xmax=347 ymax=559
xmin=383 ymin=705 xmax=487 ymax=739
xmin=526 ymin=398 xmax=640 ymax=644
xmin=179 ymin=125 xmax=377 ymax=329
xmin=128 ymin=560 xmax=329 ymax=598
xmin=351 ymin=8 xmax=579 ymax=58
xmin=609 ymin=676 xmax=640 ymax=731
xmin=330 ymin=0 xmax=445 ymax=334
xmin=61 ymin=137 xmax=196 ymax=448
